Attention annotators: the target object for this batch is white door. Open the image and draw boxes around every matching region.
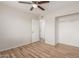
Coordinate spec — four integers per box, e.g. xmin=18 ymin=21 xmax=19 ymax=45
xmin=32 ymin=19 xmax=39 ymax=43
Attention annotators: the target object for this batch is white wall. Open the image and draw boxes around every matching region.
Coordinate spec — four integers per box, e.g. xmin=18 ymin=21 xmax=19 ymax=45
xmin=58 ymin=13 xmax=79 ymax=47
xmin=0 ymin=5 xmax=38 ymax=51
xmin=40 ymin=1 xmax=79 ymax=45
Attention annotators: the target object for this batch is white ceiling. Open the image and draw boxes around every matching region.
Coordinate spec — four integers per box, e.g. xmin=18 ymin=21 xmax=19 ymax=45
xmin=1 ymin=1 xmax=79 ymax=16
xmin=0 ymin=1 xmax=50 ymax=16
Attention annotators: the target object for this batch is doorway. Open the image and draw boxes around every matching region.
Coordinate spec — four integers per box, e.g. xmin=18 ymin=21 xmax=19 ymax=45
xmin=39 ymin=19 xmax=45 ymax=42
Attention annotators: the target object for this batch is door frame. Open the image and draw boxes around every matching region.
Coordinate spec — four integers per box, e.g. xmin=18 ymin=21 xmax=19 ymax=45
xmin=55 ymin=17 xmax=59 ymax=45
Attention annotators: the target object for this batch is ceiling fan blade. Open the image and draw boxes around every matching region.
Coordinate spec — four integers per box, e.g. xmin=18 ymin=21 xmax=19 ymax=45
xmin=38 ymin=6 xmax=45 ymax=11
xmin=38 ymin=1 xmax=49 ymax=4
xmin=32 ymin=1 xmax=37 ymax=4
xmin=30 ymin=7 xmax=34 ymax=11
xmin=18 ymin=1 xmax=32 ymax=4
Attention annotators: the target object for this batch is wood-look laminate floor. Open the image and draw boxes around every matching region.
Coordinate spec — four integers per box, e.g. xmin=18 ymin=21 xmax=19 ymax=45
xmin=0 ymin=41 xmax=79 ymax=58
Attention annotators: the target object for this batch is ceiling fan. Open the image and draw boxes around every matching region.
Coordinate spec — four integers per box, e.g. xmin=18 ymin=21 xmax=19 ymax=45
xmin=18 ymin=1 xmax=49 ymax=11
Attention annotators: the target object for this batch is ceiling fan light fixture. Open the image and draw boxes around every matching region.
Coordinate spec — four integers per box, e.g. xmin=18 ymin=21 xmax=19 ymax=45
xmin=32 ymin=4 xmax=37 ymax=8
